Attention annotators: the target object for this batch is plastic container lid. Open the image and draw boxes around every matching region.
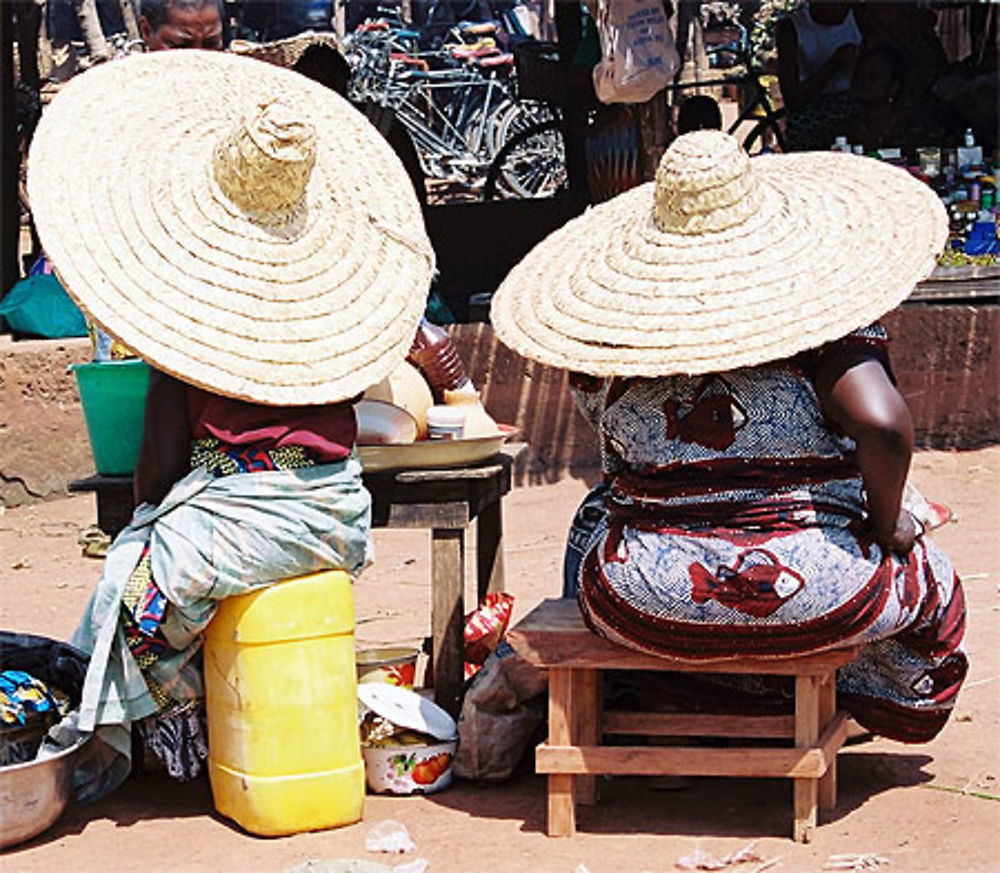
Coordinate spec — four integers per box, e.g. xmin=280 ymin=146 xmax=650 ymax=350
xmin=426 ymin=405 xmax=468 ymax=427
xmin=357 ymin=684 xmax=457 ymax=741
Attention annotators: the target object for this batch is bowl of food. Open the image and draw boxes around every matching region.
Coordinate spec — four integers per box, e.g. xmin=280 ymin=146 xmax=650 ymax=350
xmin=357 ymin=684 xmax=458 ymax=796
xmin=356 ymin=647 xmax=420 ymax=690
xmin=361 ymin=737 xmax=456 ymax=795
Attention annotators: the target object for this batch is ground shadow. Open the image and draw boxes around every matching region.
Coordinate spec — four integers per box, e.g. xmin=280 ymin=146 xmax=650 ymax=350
xmin=8 ymin=769 xmax=216 ymax=851
xmin=429 ymin=748 xmax=935 ymax=839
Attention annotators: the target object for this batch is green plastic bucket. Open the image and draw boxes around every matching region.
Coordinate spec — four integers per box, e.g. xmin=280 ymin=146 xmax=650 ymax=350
xmin=70 ymin=360 xmax=150 ymax=475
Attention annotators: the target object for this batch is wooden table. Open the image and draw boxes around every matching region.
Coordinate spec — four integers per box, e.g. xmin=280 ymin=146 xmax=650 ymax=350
xmin=69 ymin=446 xmax=523 ymax=717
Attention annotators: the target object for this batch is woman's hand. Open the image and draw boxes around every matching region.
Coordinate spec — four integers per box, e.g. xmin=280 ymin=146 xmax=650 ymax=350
xmin=870 ymin=508 xmax=919 ymax=556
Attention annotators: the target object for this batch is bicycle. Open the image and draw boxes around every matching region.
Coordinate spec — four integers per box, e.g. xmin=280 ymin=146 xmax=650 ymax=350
xmin=481 ymin=21 xmax=786 ymax=202
xmin=344 ymin=15 xmax=559 ymax=196
xmin=668 ymin=21 xmax=787 ymax=154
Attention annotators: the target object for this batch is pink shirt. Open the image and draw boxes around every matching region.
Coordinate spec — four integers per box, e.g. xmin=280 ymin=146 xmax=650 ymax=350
xmin=186 ymin=387 xmax=357 ymax=464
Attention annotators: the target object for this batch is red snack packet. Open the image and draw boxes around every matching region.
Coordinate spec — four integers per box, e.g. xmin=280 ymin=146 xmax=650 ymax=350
xmin=463 ymin=592 xmax=515 ymax=678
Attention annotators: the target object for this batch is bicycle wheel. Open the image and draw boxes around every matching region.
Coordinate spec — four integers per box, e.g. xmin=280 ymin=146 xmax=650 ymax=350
xmin=483 ymin=119 xmax=567 ymax=201
xmin=488 ymin=98 xmax=557 ymax=158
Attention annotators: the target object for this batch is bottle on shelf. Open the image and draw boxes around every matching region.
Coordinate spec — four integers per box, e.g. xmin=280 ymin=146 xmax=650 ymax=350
xmin=406 ymin=317 xmax=474 ymax=403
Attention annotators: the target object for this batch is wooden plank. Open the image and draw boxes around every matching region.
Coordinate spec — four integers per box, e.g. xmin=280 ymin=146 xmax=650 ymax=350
xmin=575 ymin=669 xmax=600 ymax=806
xmin=68 ymin=475 xmax=133 ymax=493
xmin=922 ymin=263 xmax=1000 ymax=283
xmin=794 ymin=675 xmax=820 ymax=843
xmin=603 ymin=711 xmax=796 ymax=738
xmin=508 ymin=599 xmax=858 ymax=674
xmin=475 ymin=497 xmax=505 ymax=600
xmin=374 ymin=501 xmax=470 ymax=529
xmin=394 ymin=461 xmax=505 ymax=482
xmin=818 ymin=675 xmax=838 ymax=812
xmin=547 ymin=668 xmax=576 ymax=837
xmin=431 ymin=529 xmax=465 ymax=718
xmin=535 ymin=744 xmax=826 ymax=779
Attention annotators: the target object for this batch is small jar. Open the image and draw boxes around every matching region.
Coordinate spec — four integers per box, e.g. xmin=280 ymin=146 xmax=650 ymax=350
xmin=426 ymin=405 xmax=468 ymax=441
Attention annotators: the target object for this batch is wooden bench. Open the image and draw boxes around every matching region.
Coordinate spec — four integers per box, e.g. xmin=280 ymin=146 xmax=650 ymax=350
xmin=506 ymin=598 xmax=858 ymax=842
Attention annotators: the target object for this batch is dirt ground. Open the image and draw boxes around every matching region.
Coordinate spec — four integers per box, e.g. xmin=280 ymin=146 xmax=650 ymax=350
xmin=1 ymin=447 xmax=998 ymax=873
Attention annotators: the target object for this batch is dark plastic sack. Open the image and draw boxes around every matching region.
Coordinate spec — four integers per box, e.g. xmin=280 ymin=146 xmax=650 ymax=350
xmin=0 ymin=273 xmax=88 ymax=339
xmin=0 ymin=632 xmax=89 ymax=709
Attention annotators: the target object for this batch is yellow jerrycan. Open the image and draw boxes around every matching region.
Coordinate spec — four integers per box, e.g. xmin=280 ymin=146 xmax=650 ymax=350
xmin=204 ymin=569 xmax=364 ymax=836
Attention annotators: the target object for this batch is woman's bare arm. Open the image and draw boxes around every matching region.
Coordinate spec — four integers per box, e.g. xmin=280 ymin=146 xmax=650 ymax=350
xmin=814 ymin=353 xmax=916 ymax=554
xmin=133 ymin=369 xmax=192 ymax=506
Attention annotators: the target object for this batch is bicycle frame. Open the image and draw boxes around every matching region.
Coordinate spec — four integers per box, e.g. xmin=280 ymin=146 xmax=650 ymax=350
xmin=667 ymin=22 xmax=787 ymax=153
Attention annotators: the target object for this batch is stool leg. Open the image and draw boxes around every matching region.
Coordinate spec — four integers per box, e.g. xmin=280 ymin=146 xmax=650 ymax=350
xmin=794 ymin=675 xmax=820 ymax=842
xmin=818 ymin=671 xmax=837 ymax=813
xmin=548 ymin=667 xmax=576 ymax=836
xmin=431 ymin=528 xmax=465 ymax=719
xmin=476 ymin=497 xmax=505 ymax=600
xmin=576 ymin=668 xmax=600 ymax=806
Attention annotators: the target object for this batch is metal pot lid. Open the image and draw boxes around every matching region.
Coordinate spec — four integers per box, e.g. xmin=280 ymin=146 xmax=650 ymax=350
xmin=357 ymin=684 xmax=457 ymax=741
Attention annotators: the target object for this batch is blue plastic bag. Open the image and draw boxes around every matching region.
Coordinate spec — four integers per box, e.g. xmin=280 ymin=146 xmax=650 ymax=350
xmin=0 ymin=273 xmax=87 ymax=338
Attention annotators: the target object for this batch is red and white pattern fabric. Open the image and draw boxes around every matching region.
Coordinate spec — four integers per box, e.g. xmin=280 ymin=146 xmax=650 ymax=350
xmin=565 ymin=327 xmax=967 ymax=743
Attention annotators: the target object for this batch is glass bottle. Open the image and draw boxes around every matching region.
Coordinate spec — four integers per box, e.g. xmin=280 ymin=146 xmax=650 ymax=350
xmin=406 ymin=317 xmax=473 ymax=402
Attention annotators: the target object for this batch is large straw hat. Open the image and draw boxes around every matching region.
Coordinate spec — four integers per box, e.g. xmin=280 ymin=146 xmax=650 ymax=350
xmin=490 ymin=131 xmax=947 ymax=376
xmin=27 ymin=49 xmax=434 ymax=405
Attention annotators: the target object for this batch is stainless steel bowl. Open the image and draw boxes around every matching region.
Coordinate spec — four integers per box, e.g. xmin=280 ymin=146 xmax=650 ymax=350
xmin=0 ymin=734 xmax=90 ymax=849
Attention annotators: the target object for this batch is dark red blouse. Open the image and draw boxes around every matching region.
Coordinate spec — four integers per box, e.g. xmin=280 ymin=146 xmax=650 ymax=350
xmin=186 ymin=387 xmax=357 ymax=463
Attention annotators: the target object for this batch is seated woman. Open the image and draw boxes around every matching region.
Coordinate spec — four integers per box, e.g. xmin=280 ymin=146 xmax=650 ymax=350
xmin=26 ymin=49 xmax=434 ymax=796
xmin=490 ymin=130 xmax=966 ymax=744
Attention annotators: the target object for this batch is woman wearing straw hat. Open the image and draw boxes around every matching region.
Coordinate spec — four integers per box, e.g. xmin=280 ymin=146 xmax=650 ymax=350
xmin=27 ymin=49 xmax=434 ymax=795
xmin=490 ymin=130 xmax=966 ymax=743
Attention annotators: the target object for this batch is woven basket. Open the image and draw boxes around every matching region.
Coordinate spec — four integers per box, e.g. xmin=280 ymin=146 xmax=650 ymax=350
xmin=229 ymin=30 xmax=342 ymax=69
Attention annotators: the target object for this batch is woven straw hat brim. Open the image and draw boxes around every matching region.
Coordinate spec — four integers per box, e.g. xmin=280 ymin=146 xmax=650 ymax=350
xmin=27 ymin=50 xmax=434 ymax=405
xmin=490 ymin=150 xmax=947 ymax=376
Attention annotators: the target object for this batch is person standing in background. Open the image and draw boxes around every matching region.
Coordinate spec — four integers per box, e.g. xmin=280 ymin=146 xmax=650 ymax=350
xmin=138 ymin=0 xmax=223 ymax=51
xmin=776 ymin=1 xmax=861 ymax=150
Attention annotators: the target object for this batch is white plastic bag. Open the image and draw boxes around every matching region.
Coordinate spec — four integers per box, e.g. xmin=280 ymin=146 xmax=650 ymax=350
xmin=592 ymin=0 xmax=680 ymax=104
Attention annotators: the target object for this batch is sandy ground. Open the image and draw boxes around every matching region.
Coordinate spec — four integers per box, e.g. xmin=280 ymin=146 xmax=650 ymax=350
xmin=1 ymin=448 xmax=998 ymax=873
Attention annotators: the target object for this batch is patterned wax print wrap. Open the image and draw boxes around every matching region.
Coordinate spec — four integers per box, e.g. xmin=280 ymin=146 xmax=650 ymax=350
xmin=71 ymin=449 xmax=371 ymax=799
xmin=565 ymin=327 xmax=967 ymax=744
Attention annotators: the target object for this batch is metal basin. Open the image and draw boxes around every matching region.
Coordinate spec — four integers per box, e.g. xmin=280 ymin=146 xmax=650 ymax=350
xmin=0 ymin=734 xmax=90 ymax=849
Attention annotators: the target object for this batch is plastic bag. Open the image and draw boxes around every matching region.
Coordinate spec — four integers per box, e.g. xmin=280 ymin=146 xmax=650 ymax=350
xmin=454 ymin=640 xmax=547 ymax=782
xmin=0 ymin=273 xmax=87 ymax=339
xmin=364 ymin=820 xmax=416 ymax=854
xmin=592 ymin=0 xmax=679 ymax=104
xmin=463 ymin=592 xmax=515 ymax=678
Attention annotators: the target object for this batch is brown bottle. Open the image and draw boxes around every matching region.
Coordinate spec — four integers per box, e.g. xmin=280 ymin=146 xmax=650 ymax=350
xmin=406 ymin=318 xmax=473 ymax=402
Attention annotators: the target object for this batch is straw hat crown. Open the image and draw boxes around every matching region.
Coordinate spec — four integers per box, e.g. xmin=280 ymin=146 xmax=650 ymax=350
xmin=213 ymin=100 xmax=317 ymax=220
xmin=653 ymin=131 xmax=763 ymax=234
xmin=490 ymin=130 xmax=948 ymax=378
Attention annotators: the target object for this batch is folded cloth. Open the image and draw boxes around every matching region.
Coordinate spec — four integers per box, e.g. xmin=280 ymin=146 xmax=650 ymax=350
xmin=71 ymin=455 xmax=371 ymax=798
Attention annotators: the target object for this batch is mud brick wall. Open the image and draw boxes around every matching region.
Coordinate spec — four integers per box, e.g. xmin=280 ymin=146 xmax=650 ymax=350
xmin=882 ymin=303 xmax=1000 ymax=449
xmin=453 ymin=301 xmax=1000 ymax=481
xmin=0 ymin=335 xmax=91 ymax=507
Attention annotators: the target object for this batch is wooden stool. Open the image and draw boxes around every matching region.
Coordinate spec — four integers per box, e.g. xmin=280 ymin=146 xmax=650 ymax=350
xmin=507 ymin=598 xmax=858 ymax=842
